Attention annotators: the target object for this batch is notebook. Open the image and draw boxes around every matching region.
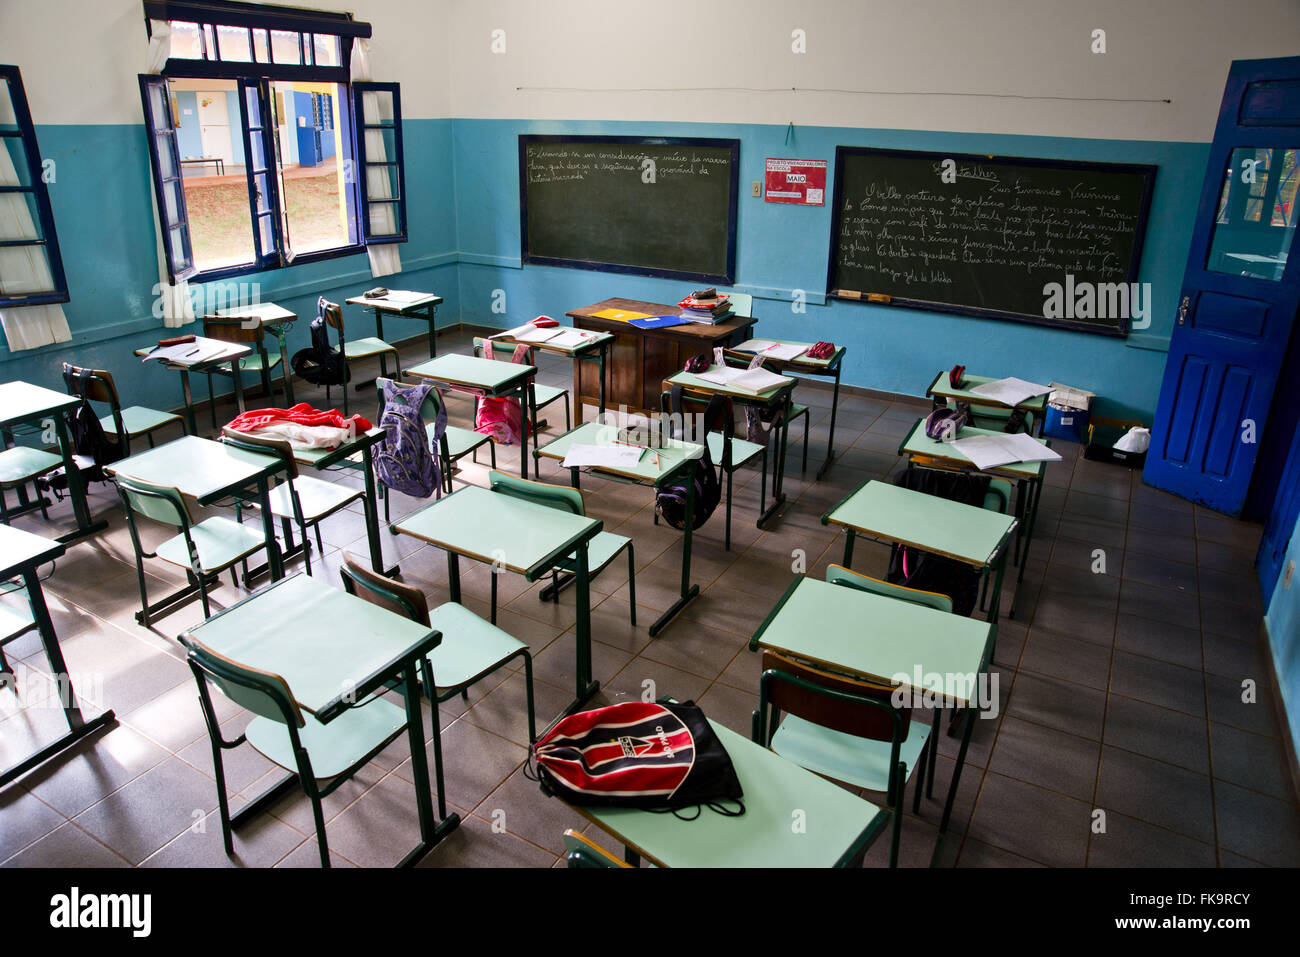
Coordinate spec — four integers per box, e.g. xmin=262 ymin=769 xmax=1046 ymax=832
xmin=591 ymin=308 xmax=652 ymax=322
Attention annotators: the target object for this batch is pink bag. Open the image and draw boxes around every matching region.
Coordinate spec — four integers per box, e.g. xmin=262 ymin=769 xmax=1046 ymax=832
xmin=474 ymin=343 xmax=533 ymax=446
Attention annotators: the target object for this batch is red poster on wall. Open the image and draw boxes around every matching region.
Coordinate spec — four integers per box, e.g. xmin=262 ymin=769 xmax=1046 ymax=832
xmin=764 ymin=157 xmax=827 ymax=205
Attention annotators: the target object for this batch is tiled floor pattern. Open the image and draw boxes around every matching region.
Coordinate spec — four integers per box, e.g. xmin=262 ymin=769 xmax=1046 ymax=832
xmin=2 ymin=326 xmax=1297 ymax=868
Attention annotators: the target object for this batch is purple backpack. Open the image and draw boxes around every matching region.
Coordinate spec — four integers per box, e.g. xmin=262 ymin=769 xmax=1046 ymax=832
xmin=374 ymin=379 xmax=447 ymax=499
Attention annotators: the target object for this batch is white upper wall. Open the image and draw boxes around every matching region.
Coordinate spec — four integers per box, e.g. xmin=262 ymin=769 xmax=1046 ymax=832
xmin=3 ymin=0 xmax=1298 ymax=140
xmin=448 ymin=0 xmax=1300 ymax=142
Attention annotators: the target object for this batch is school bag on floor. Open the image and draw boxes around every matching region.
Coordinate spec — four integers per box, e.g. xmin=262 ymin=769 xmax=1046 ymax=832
xmin=37 ymin=365 xmax=126 ymax=497
xmin=374 ymin=378 xmax=446 ymax=499
xmin=474 ymin=343 xmax=532 ymax=446
xmin=531 ymin=699 xmax=744 ymax=817
xmin=291 ymin=298 xmax=350 ymax=387
xmin=656 ymin=385 xmax=729 ymax=531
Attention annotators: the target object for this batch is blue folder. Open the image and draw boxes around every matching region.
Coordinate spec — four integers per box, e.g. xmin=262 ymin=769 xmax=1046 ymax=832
xmin=628 ymin=315 xmax=690 ymax=330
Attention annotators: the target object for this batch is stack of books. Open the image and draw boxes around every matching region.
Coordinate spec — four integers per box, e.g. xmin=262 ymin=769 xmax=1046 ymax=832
xmin=677 ymin=289 xmax=734 ymax=324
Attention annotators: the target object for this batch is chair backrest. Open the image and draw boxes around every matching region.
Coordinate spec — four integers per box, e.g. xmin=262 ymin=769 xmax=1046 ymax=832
xmin=203 ymin=315 xmax=265 ymax=345
xmin=61 ymin=363 xmax=119 ymax=406
xmin=758 ymin=649 xmax=908 ymax=745
xmin=220 ymin=427 xmax=300 ymax=481
xmin=183 ymin=635 xmax=305 ymax=729
xmin=487 ymin=469 xmax=585 ymax=516
xmin=320 ymin=299 xmax=344 ymax=334
xmin=561 ymin=829 xmax=630 ymax=868
xmin=474 ymin=336 xmax=534 ymax=365
xmin=114 ymin=475 xmax=192 ymax=529
xmin=338 ymin=551 xmax=431 ymax=626
xmin=826 ymin=564 xmax=953 ymax=614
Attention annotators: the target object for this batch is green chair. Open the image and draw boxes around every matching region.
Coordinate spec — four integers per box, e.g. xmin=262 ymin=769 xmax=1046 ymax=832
xmin=474 ymin=336 xmax=571 ymax=435
xmin=562 ymin=828 xmax=632 ymax=868
xmin=339 ymin=553 xmax=537 ymax=745
xmin=487 ymin=470 xmax=636 ymax=626
xmin=0 ymin=581 xmax=36 ymax=678
xmin=752 ymin=648 xmax=932 ymax=868
xmin=946 ymin=399 xmax=1035 ymax=436
xmin=62 ymin=363 xmax=183 ymax=454
xmin=183 ymin=635 xmax=409 ymax=868
xmin=113 ymin=475 xmax=268 ymax=626
xmin=220 ymin=428 xmax=364 ymax=576
xmin=201 ymin=316 xmax=292 ymax=418
xmin=322 ymin=300 xmax=401 ymax=418
xmin=0 ymin=429 xmax=60 ymax=526
xmin=825 ymin=563 xmax=954 ymax=614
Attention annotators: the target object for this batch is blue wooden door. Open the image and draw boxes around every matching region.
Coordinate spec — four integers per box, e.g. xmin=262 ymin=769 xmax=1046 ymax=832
xmin=1145 ymin=56 xmax=1300 ymax=516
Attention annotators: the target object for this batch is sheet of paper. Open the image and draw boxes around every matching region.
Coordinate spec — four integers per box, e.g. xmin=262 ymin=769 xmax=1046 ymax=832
xmin=730 ymin=368 xmax=794 ymax=394
xmin=695 ymin=366 xmax=748 ymax=386
xmin=514 ymin=325 xmax=562 ymax=343
xmin=969 ymin=376 xmax=1053 ymax=406
xmin=549 ymin=329 xmax=597 ymax=349
xmin=950 ymin=432 xmax=1061 ymax=469
xmin=384 ymin=289 xmax=432 ymax=303
xmin=995 ymin=430 xmax=1062 ymax=463
xmin=488 ymin=324 xmax=537 ymax=340
xmin=143 ymin=336 xmax=238 ymax=365
xmin=560 ymin=443 xmax=646 ymax=470
xmin=735 ymin=339 xmax=809 ymax=362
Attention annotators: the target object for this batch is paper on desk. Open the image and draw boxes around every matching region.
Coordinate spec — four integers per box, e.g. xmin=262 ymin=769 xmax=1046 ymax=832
xmin=695 ymin=366 xmax=748 ymax=386
xmin=488 ymin=324 xmax=536 ymax=340
xmin=731 ymin=368 xmax=794 ymax=394
xmin=383 ymin=289 xmax=432 ymax=303
xmin=969 ymin=377 xmax=1052 ymax=406
xmin=514 ymin=326 xmax=562 ymax=344
xmin=950 ymin=432 xmax=1061 ymax=470
xmin=143 ymin=336 xmax=239 ymax=365
xmin=560 ymin=443 xmax=645 ymax=470
xmin=736 ymin=339 xmax=808 ymax=362
xmin=549 ymin=329 xmax=597 ymax=349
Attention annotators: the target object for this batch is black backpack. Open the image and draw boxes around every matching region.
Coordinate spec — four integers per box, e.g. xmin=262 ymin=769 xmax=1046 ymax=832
xmin=38 ymin=367 xmax=125 ymax=496
xmin=291 ymin=299 xmax=350 ymax=386
xmin=656 ymin=385 xmax=728 ymax=531
xmin=886 ymin=467 xmax=991 ymax=616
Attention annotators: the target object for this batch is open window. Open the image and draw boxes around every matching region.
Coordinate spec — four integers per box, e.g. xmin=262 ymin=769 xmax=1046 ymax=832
xmin=352 ymin=82 xmax=407 ymax=244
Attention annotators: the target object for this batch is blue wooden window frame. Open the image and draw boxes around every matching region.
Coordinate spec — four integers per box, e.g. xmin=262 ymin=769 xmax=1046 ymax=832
xmin=351 ymin=81 xmax=407 ymax=244
xmin=0 ymin=65 xmax=70 ymax=308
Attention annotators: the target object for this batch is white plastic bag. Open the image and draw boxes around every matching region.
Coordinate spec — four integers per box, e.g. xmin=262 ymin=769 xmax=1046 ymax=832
xmin=1114 ymin=427 xmax=1150 ymax=454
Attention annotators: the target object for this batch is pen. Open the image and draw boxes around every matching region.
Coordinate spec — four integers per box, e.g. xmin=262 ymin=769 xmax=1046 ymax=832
xmin=613 ymin=439 xmax=649 ymax=462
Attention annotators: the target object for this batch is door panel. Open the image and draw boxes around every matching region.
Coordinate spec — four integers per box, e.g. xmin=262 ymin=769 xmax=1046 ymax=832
xmin=1145 ymin=56 xmax=1300 ymax=518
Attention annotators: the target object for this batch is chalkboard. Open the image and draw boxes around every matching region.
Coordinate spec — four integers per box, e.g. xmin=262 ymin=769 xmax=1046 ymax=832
xmin=519 ymin=135 xmax=739 ymax=284
xmin=827 ymin=147 xmax=1157 ymax=336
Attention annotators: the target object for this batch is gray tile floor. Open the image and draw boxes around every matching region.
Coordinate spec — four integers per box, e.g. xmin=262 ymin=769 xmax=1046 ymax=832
xmin=2 ymin=325 xmax=1297 ymax=867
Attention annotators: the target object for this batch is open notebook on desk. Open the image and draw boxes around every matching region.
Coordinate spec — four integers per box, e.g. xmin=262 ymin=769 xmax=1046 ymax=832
xmin=142 ymin=336 xmax=244 ymax=366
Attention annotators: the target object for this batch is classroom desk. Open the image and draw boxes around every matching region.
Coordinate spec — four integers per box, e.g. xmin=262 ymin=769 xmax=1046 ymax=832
xmin=134 ymin=338 xmax=253 ymax=436
xmin=346 ymin=291 xmax=444 ymax=360
xmin=106 ymin=436 xmax=287 ymax=621
xmin=213 ymin=302 xmax=297 ymax=405
xmin=662 ymin=366 xmax=794 ymax=528
xmin=405 ymin=354 xmax=538 ymax=479
xmin=0 ymin=525 xmax=116 ymax=787
xmin=567 ymin=297 xmax=757 ymax=418
xmin=750 ymin=575 xmax=994 ymax=838
xmin=730 ymin=338 xmax=847 ymax=480
xmin=0 ymin=381 xmax=107 ymax=543
xmin=821 ymin=478 xmax=1018 ymax=626
xmin=536 ymin=421 xmax=704 ymax=637
xmin=925 ymin=372 xmax=1047 ymax=436
xmin=179 ymin=572 xmax=457 ymax=866
xmin=489 ymin=328 xmax=614 ymax=426
xmin=898 ymin=418 xmax=1051 ymax=608
xmin=574 ymin=720 xmax=889 ymax=867
xmin=393 ymin=484 xmax=603 ymax=717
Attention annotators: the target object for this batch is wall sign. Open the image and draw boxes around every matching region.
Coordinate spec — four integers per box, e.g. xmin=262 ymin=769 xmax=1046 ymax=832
xmin=765 ymin=157 xmax=827 ymax=205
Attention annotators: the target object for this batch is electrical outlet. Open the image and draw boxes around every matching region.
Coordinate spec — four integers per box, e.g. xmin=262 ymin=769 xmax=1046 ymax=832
xmin=752 ymin=181 xmax=762 ymax=197
xmin=1285 ymin=559 xmax=1295 ymax=589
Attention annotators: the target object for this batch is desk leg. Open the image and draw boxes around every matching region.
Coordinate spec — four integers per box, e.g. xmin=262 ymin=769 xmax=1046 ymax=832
xmin=51 ymin=413 xmax=105 ymax=543
xmin=938 ymin=697 xmax=977 ymax=836
xmin=278 ymin=332 xmax=295 ymax=406
xmin=817 ymin=366 xmax=842 ymax=481
xmin=179 ymin=370 xmax=197 ymax=437
xmin=427 ymin=305 xmax=437 ymax=359
xmin=361 ymin=447 xmax=398 ymax=576
xmin=374 ymin=309 xmax=385 ymax=345
xmin=842 ymin=529 xmax=856 ymax=568
xmin=521 ymin=382 xmax=535 ymax=479
xmin=0 ymin=571 xmax=115 ymax=787
xmin=232 ymin=361 xmax=246 ymax=416
xmin=563 ymin=542 xmax=600 ymax=715
xmin=1016 ymin=477 xmax=1042 ymax=588
xmin=597 ymin=343 xmax=607 ymax=424
xmin=649 ymin=461 xmax=700 ymax=637
xmin=257 ymin=477 xmax=284 ymax=581
xmin=757 ymin=396 xmax=790 ymax=528
xmin=447 ymin=552 xmax=461 ymax=603
xmin=397 ymin=659 xmax=459 ymax=867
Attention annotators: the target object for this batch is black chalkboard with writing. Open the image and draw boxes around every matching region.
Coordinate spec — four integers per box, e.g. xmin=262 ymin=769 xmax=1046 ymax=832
xmin=827 ymin=147 xmax=1157 ymax=336
xmin=519 ymin=135 xmax=739 ymax=284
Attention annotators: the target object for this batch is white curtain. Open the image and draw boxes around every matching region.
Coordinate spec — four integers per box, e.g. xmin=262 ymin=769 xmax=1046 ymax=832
xmin=146 ymin=18 xmax=194 ymax=328
xmin=350 ymin=38 xmax=401 ymax=278
xmin=0 ymin=88 xmax=72 ymax=350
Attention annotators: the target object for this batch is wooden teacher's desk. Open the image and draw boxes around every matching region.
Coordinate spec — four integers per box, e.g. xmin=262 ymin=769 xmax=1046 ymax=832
xmin=567 ymin=298 xmax=756 ymax=418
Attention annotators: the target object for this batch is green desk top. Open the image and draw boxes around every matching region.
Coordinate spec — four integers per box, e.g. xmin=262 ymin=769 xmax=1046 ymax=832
xmin=664 ymin=367 xmax=793 ymax=404
xmin=824 ymin=479 xmax=1016 ymax=568
xmin=394 ymin=484 xmax=601 ymax=580
xmin=405 ymin=353 xmax=536 ymax=395
xmin=583 ymin=721 xmax=885 ymax=868
xmin=751 ymin=577 xmax=991 ymax=707
xmin=730 ymin=338 xmax=843 ymax=370
xmin=926 ymin=372 xmax=1049 ymax=412
xmin=900 ymin=418 xmax=1047 ymax=480
xmin=535 ymin=421 xmax=703 ymax=484
xmin=181 ymin=573 xmax=438 ymax=721
xmin=489 ymin=329 xmax=614 ymax=357
xmin=346 ymin=292 xmax=444 ymax=312
xmin=0 ymin=523 xmax=64 ymax=579
xmin=107 ymin=435 xmax=283 ymax=505
xmin=0 ymin=380 xmax=79 ymax=428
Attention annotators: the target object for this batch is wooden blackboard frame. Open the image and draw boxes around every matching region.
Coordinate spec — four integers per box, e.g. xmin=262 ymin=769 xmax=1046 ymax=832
xmin=825 ymin=146 xmax=1158 ymax=337
xmin=519 ymin=134 xmax=740 ymax=284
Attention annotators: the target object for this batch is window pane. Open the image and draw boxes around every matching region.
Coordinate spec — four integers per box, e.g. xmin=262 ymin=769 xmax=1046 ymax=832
xmin=0 ymin=245 xmax=56 ymax=295
xmin=154 ymin=133 xmax=177 ymax=178
xmin=1207 ymin=147 xmax=1298 ymax=281
xmin=216 ymin=25 xmax=252 ymax=62
xmin=0 ymin=78 xmax=17 ymax=127
xmin=169 ymin=21 xmax=204 ymax=59
xmin=313 ymin=34 xmax=340 ymax=67
xmin=362 ymin=89 xmax=396 ymax=124
xmin=0 ymin=192 xmax=42 ymax=240
xmin=168 ymin=227 xmax=188 ymax=268
xmin=2 ymin=137 xmax=34 ymax=187
xmin=270 ymin=30 xmax=301 ymax=64
xmin=365 ymin=161 xmax=399 ymax=201
xmin=202 ymin=24 xmax=217 ymax=60
xmin=272 ymin=80 xmax=356 ymax=255
xmin=252 ymin=28 xmax=270 ymax=62
xmin=171 ymin=79 xmax=255 ymax=272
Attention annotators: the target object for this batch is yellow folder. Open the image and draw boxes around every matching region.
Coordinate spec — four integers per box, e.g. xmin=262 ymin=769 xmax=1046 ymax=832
xmin=591 ymin=308 xmax=653 ymax=322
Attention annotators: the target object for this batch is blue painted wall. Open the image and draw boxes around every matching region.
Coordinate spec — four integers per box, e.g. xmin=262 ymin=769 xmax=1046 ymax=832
xmin=452 ymin=118 xmax=1206 ymax=422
